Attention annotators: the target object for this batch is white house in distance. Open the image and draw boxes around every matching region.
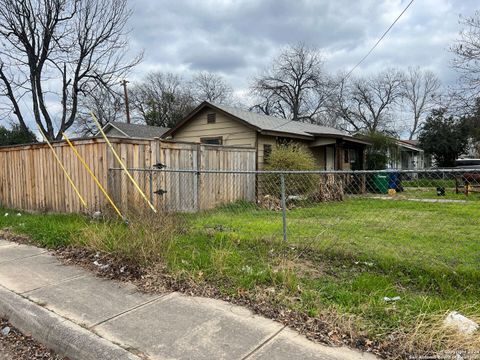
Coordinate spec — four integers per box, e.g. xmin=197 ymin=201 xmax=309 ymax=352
xmin=388 ymin=139 xmax=428 ymax=170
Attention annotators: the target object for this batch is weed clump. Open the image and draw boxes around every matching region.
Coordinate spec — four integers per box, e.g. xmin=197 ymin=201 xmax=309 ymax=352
xmin=79 ymin=211 xmax=178 ymax=266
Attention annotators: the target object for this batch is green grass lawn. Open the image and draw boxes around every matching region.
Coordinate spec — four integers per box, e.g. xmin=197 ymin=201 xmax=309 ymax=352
xmin=1 ymin=197 xmax=479 ymax=355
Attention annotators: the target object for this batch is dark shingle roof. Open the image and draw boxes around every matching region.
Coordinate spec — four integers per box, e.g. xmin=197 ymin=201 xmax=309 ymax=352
xmin=104 ymin=122 xmax=169 ymax=139
xmin=212 ymin=103 xmax=346 ymax=138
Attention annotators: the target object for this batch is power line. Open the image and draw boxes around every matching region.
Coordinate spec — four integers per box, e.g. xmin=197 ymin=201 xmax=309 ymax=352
xmin=343 ymin=0 xmax=415 ymax=81
xmin=271 ymin=0 xmax=415 ymax=131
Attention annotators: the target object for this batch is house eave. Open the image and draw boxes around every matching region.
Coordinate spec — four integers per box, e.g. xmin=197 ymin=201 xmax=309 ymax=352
xmin=259 ymin=129 xmax=313 ymax=140
xmin=307 ymin=133 xmax=371 ymax=146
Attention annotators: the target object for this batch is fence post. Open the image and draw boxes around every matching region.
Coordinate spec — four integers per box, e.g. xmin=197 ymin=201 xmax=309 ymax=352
xmin=149 ymin=170 xmax=153 ymax=204
xmin=280 ymin=173 xmax=287 ymax=242
xmin=196 ymin=143 xmax=202 ymax=211
xmin=107 ymin=169 xmax=113 ymax=206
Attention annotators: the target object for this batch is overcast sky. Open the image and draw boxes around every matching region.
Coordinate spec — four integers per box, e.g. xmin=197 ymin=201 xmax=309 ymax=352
xmin=126 ymin=0 xmax=478 ymax=97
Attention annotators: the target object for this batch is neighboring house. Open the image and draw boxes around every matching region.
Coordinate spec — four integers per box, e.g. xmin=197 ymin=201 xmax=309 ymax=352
xmin=162 ymin=101 xmax=370 ymax=170
xmin=465 ymin=139 xmax=480 ymax=159
xmin=388 ymin=139 xmax=429 ymax=170
xmin=100 ymin=121 xmax=170 ymax=139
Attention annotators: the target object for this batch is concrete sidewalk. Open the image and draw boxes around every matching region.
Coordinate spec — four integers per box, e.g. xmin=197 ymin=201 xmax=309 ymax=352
xmin=0 ymin=239 xmax=377 ymax=360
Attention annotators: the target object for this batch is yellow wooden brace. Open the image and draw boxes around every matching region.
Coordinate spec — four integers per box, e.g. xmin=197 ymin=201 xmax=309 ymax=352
xmin=62 ymin=133 xmax=124 ymax=219
xmin=36 ymin=125 xmax=87 ymax=208
xmin=90 ymin=112 xmax=157 ymax=213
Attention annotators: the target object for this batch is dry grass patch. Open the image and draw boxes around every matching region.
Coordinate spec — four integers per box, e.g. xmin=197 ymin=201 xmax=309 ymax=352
xmin=77 ymin=211 xmax=179 ymax=266
xmin=395 ymin=309 xmax=480 ymax=358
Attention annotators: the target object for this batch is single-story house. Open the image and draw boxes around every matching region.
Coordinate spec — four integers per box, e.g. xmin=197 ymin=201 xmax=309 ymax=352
xmin=388 ymin=139 xmax=429 ymax=170
xmin=100 ymin=121 xmax=170 ymax=139
xmin=162 ymin=101 xmax=370 ymax=170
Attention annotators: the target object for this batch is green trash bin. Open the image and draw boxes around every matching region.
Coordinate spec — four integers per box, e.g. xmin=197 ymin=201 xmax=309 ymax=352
xmin=374 ymin=173 xmax=389 ymax=194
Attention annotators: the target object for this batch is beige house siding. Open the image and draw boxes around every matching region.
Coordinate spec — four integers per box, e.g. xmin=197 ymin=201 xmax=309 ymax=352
xmin=172 ymin=109 xmax=256 ymax=147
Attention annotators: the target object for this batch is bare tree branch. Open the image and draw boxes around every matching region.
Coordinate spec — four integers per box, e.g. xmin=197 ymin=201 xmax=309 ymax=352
xmin=130 ymin=72 xmax=194 ymax=128
xmin=0 ymin=0 xmax=140 ymax=140
xmin=450 ymin=10 xmax=480 ymax=111
xmin=189 ymin=72 xmax=232 ymax=104
xmin=327 ymin=69 xmax=404 ymax=134
xmin=400 ymin=67 xmax=441 ymax=140
xmin=250 ymin=43 xmax=330 ymax=123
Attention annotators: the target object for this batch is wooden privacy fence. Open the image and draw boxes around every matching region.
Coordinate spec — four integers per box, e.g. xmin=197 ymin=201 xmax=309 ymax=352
xmin=0 ymin=137 xmax=256 ymax=214
xmin=108 ymin=142 xmax=257 ymax=212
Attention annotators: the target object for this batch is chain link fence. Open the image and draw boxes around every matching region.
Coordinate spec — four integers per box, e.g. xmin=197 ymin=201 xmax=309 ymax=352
xmin=106 ymin=166 xmax=480 ymax=355
xmin=108 ymin=167 xmax=480 ymax=270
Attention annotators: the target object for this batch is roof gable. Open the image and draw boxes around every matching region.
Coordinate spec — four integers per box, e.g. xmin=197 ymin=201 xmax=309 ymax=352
xmin=212 ymin=103 xmax=348 ymax=138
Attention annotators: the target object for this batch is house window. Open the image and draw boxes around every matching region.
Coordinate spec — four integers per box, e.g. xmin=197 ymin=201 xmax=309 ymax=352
xmin=200 ymin=137 xmax=222 ymax=145
xmin=344 ymin=149 xmax=349 ymax=163
xmin=207 ymin=113 xmax=216 ymax=124
xmin=263 ymin=144 xmax=272 ymax=164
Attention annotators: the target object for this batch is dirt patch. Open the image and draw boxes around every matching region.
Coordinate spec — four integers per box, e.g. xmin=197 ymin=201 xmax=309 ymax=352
xmin=274 ymin=258 xmax=325 ymax=279
xmin=0 ymin=229 xmax=32 ymax=245
xmin=0 ymin=319 xmax=65 ymax=360
xmin=54 ymin=246 xmax=143 ymax=282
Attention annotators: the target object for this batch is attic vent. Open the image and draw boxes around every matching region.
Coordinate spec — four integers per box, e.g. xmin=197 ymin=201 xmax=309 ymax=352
xmin=207 ymin=113 xmax=216 ymax=124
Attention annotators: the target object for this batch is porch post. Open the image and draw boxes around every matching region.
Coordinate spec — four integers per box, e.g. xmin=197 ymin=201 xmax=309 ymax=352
xmin=335 ymin=142 xmax=343 ymax=170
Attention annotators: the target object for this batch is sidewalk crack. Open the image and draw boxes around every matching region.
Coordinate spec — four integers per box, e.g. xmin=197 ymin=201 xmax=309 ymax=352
xmin=89 ymin=292 xmax=171 ymax=329
xmin=241 ymin=325 xmax=286 ymax=360
xmin=21 ymin=274 xmax=88 ymax=295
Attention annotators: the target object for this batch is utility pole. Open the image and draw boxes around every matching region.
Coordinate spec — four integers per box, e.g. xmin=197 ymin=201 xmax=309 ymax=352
xmin=120 ymin=80 xmax=131 ymax=124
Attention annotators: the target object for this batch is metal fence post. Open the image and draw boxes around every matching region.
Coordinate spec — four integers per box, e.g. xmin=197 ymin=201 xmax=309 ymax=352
xmin=280 ymin=173 xmax=287 ymax=242
xmin=149 ymin=170 xmax=153 ymax=204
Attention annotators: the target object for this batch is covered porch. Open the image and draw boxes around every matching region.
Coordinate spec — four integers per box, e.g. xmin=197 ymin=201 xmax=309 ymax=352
xmin=308 ymin=136 xmax=369 ymax=171
xmin=389 ymin=140 xmax=425 ymax=171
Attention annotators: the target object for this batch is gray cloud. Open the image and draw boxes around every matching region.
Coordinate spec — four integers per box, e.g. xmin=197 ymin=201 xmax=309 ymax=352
xmin=182 ymin=46 xmax=248 ymax=71
xmin=126 ymin=0 xmax=479 ymax=92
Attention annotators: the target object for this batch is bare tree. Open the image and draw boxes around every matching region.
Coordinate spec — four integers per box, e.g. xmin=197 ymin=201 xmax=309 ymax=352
xmin=251 ymin=43 xmax=330 ymax=123
xmin=75 ymin=86 xmax=124 ymax=136
xmin=130 ymin=72 xmax=194 ymax=128
xmin=0 ymin=0 xmax=140 ymax=140
xmin=401 ymin=67 xmax=441 ymax=139
xmin=190 ymin=72 xmax=232 ymax=104
xmin=329 ymin=69 xmax=404 ymax=134
xmin=451 ymin=12 xmax=480 ymax=96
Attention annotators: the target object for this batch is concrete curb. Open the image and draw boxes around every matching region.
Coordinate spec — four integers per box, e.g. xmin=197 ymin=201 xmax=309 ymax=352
xmin=0 ymin=285 xmax=141 ymax=360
